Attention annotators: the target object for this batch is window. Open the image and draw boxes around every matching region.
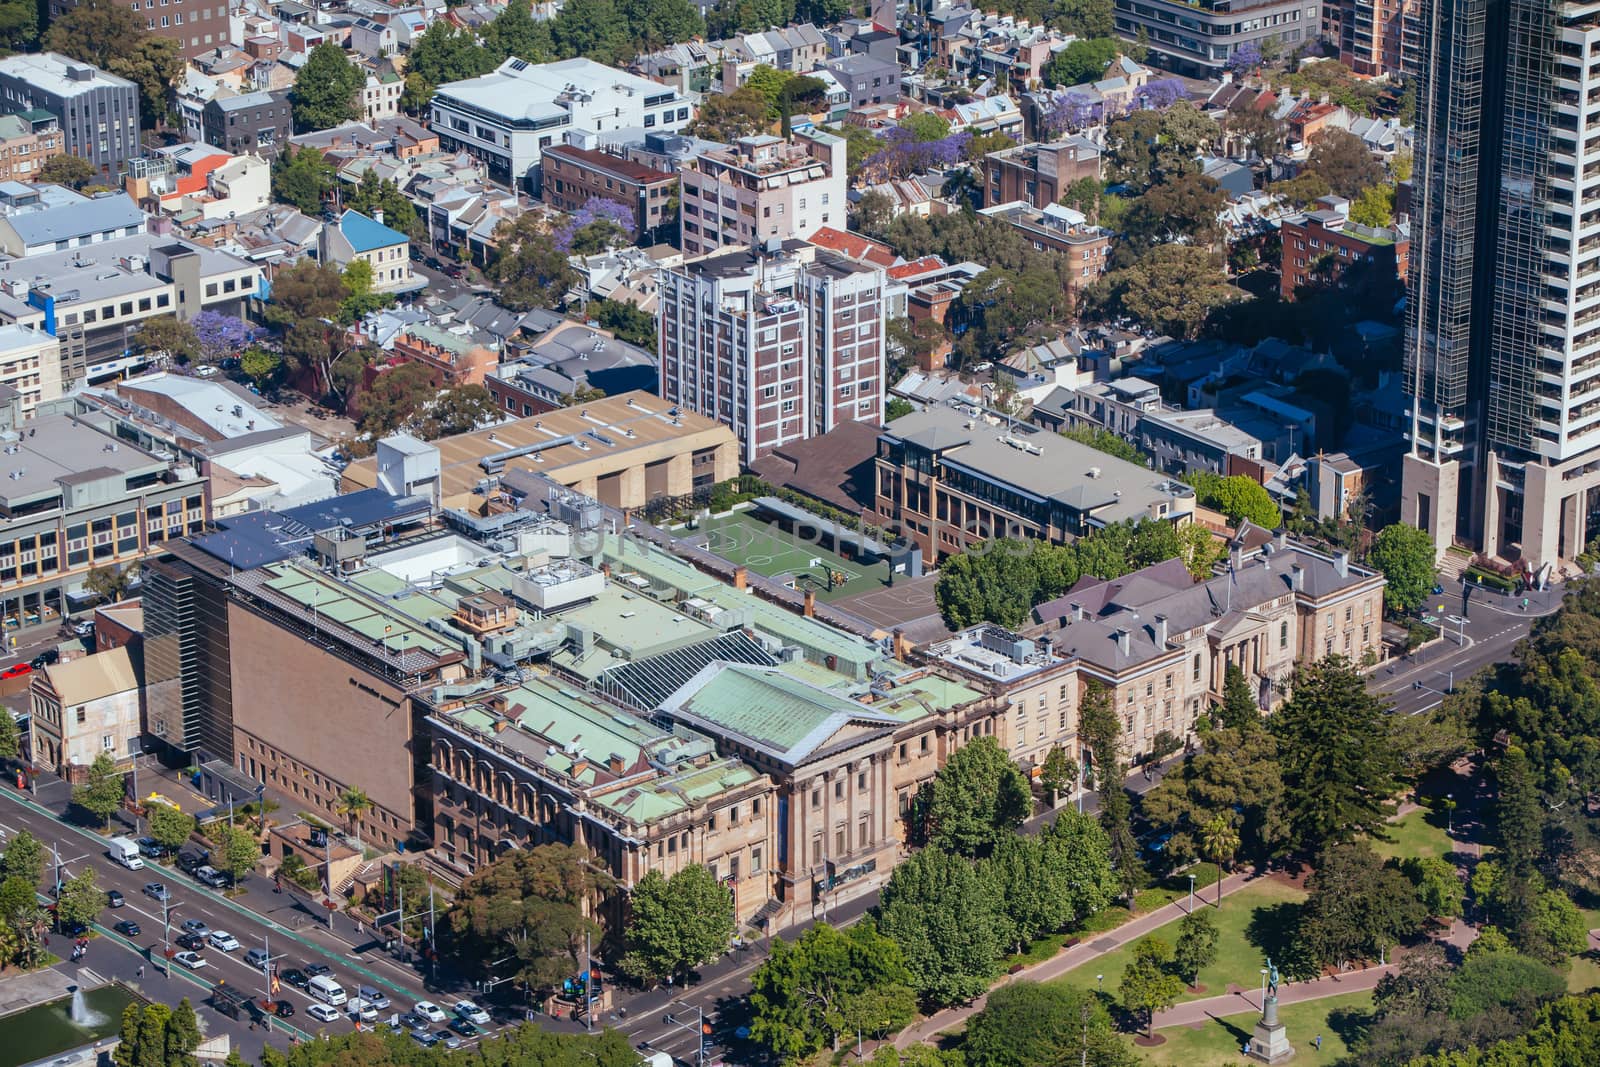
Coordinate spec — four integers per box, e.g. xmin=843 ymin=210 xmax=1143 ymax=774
xmin=835 ymin=829 xmax=845 ymax=854
xmin=76 ymin=707 xmax=86 ymax=724
xmin=751 ymin=848 xmax=762 ymax=872
xmin=103 ymin=734 xmax=114 ymax=751
xmin=834 ymin=780 xmax=843 ymax=800
xmin=811 ymin=787 xmax=820 ymax=808
xmin=920 ymin=735 xmax=929 ymax=753
xmin=1192 ymin=654 xmax=1201 ymax=681
xmin=1280 ymin=621 xmax=1289 ymax=648
xmin=857 ymin=771 xmax=867 ymax=791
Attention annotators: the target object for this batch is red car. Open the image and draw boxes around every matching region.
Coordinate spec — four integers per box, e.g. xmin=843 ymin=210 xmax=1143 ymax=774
xmin=1 ymin=663 xmax=31 ymax=679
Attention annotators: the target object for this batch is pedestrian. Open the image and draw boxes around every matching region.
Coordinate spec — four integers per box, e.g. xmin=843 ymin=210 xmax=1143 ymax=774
xmin=1315 ymin=1035 xmax=1322 ymax=1051
xmin=137 ymin=964 xmax=144 ymax=979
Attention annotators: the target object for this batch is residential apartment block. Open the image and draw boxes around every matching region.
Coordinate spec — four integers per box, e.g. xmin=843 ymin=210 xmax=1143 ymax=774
xmin=658 ymin=242 xmax=887 ymax=463
xmin=201 ymin=90 xmax=292 ymax=157
xmin=542 ymin=143 xmax=678 ymax=241
xmin=53 ymin=0 xmax=233 ymax=58
xmin=0 ymin=111 xmax=64 ymax=182
xmin=0 ymin=54 xmax=139 ymax=175
xmin=1324 ymin=0 xmax=1414 ymax=77
xmin=979 ymin=201 xmax=1112 ymax=301
xmin=430 ymin=58 xmax=691 ymax=191
xmin=981 ymin=139 xmax=1101 ymax=209
xmin=1280 ymin=196 xmax=1409 ymax=301
xmin=873 ymin=403 xmax=1197 ymax=561
xmin=678 ymin=131 xmax=847 ymax=258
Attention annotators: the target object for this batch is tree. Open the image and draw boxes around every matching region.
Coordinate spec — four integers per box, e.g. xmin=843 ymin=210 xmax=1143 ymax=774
xmin=148 ymin=806 xmax=196 ymax=855
xmin=485 ymin=0 xmax=554 ymax=61
xmin=1201 ymin=814 xmax=1241 ymax=905
xmin=1215 ymin=662 xmax=1260 ymax=731
xmin=489 ymin=214 xmax=578 ymax=312
xmin=966 ymin=982 xmax=1134 ymax=1067
xmin=190 ymin=311 xmax=255 ymax=365
xmin=448 ymin=844 xmax=610 ymax=990
xmin=1403 ymin=856 xmax=1464 ymax=918
xmin=339 ymin=259 xmax=392 ymax=323
xmin=419 ymin=385 xmax=499 ymax=439
xmin=1272 ymin=656 xmax=1401 ymax=851
xmin=1079 ymin=684 xmax=1144 ymax=903
xmin=39 ymin=155 xmax=96 ymax=190
xmin=620 ymin=864 xmax=733 ymax=985
xmin=56 ymin=867 xmax=100 ymax=930
xmin=1447 ymin=949 xmax=1566 ymax=1020
xmin=1082 ymin=244 xmax=1236 ymax=339
xmin=357 ymin=363 xmax=433 ymax=437
xmin=346 ymin=170 xmax=423 ymax=243
xmin=109 ymin=36 xmax=183 ymax=129
xmin=1349 ymin=182 xmax=1397 ymax=228
xmin=549 ymin=0 xmax=628 ymax=64
xmin=45 ymin=0 xmax=140 ymax=67
xmin=876 ymin=846 xmax=1004 ymax=1006
xmin=211 ymin=822 xmax=260 ymax=883
xmin=982 ymin=833 xmax=1081 ymax=952
xmin=749 ymin=922 xmax=916 ymax=1058
xmin=926 ymin=736 xmax=1030 ymax=857
xmin=1134 ymin=724 xmax=1282 ymax=877
xmin=271 ymin=146 xmax=336 ymax=215
xmin=1370 ymin=523 xmax=1438 ymax=613
xmin=1495 ymin=744 xmax=1543 ymax=881
xmin=689 ymin=85 xmax=770 ymax=142
xmin=72 ymin=752 xmax=125 ymax=828
xmin=1039 ymin=745 xmax=1078 ymax=806
xmin=1297 ymin=841 xmax=1426 ymax=969
xmin=0 ymin=0 xmax=35 ymax=54
xmin=132 ymin=316 xmax=199 ymax=364
xmin=1523 ymin=887 xmax=1588 ymax=964
xmin=1183 ymin=471 xmax=1282 ymax=529
xmin=291 ymin=42 xmax=364 ymax=132
xmin=335 ymin=787 xmax=372 ymax=851
xmin=0 ymin=830 xmax=41 ymax=886
xmin=239 ymin=347 xmax=283 ymax=390
xmin=1305 ymin=128 xmax=1385 ymax=198
xmin=1046 ymin=37 xmax=1121 ymax=86
xmin=1172 ymin=909 xmax=1219 ymax=986
xmin=0 ymin=708 xmax=18 ymax=764
xmin=1119 ymin=937 xmax=1184 ymax=1037
xmin=1116 ymin=172 xmax=1226 ymax=261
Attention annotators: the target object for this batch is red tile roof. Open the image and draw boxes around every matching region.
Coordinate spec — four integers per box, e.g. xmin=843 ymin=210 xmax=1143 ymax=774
xmin=887 ymin=256 xmax=945 ymax=280
xmin=807 ymin=226 xmax=898 ymax=267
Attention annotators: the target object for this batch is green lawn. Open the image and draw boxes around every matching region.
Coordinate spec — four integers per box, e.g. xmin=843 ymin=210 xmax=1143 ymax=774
xmin=686 ymin=510 xmax=893 ymax=602
xmin=1568 ymin=954 xmax=1600 ymax=994
xmin=1135 ymin=990 xmax=1374 ymax=1066
xmin=1372 ymin=808 xmax=1455 ymax=863
xmin=1054 ymin=877 xmax=1308 ymax=1005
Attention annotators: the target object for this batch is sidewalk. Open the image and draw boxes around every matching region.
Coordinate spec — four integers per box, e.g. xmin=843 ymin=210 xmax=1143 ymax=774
xmin=893 ymin=869 xmax=1257 ymax=1048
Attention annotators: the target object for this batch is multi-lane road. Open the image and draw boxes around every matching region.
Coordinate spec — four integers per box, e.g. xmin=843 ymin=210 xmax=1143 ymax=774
xmin=0 ymin=783 xmax=484 ymax=1060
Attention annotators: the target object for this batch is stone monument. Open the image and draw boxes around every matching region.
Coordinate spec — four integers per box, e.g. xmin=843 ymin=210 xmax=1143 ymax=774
xmin=1247 ymin=961 xmax=1295 ymax=1063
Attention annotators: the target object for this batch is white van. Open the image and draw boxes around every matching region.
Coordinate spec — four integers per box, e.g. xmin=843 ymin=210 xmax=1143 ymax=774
xmin=107 ymin=836 xmax=144 ymax=870
xmin=308 ymin=974 xmax=347 ymax=1006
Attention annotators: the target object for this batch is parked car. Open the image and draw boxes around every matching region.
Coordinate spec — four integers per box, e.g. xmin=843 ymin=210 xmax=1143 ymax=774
xmin=71 ymin=620 xmax=94 ymax=637
xmin=173 ymin=951 xmax=206 ymax=969
xmin=29 ymin=649 xmax=57 ymax=669
xmin=194 ymin=865 xmax=230 ymax=888
xmin=106 ymin=890 xmax=124 ymax=908
xmin=176 ymin=850 xmax=208 ymax=874
xmin=414 ymin=1001 xmax=447 ymax=1023
xmin=1 ymin=663 xmax=31 ymax=679
xmin=453 ymin=1001 xmax=490 ymax=1026
xmin=142 ymin=882 xmax=168 ymax=901
xmin=208 ymin=931 xmax=240 ymax=952
xmin=306 ymin=1003 xmax=340 ymax=1024
xmin=136 ymin=838 xmax=166 ymax=859
xmin=57 ymin=920 xmax=88 ymax=936
xmin=113 ymin=920 xmax=140 ymax=937
xmin=180 ymin=919 xmax=210 ymax=937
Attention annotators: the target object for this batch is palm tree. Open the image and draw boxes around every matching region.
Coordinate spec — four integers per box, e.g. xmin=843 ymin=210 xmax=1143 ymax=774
xmin=1201 ymin=814 xmax=1240 ymax=907
xmin=336 ymin=787 xmax=373 ymax=852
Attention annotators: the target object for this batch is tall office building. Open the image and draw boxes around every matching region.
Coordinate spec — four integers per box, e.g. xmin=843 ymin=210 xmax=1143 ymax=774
xmin=1402 ymin=0 xmax=1600 ymax=571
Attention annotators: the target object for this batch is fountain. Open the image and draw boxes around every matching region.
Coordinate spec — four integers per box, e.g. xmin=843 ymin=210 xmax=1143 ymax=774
xmin=68 ymin=987 xmax=105 ymax=1028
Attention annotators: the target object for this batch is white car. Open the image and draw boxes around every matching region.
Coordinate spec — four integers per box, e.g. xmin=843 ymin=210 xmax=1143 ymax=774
xmin=208 ymin=931 xmax=240 ymax=952
xmin=453 ymin=1001 xmax=491 ymax=1026
xmin=306 ymin=1003 xmax=341 ymax=1024
xmin=173 ymin=951 xmax=207 ymax=970
xmin=348 ymin=1000 xmax=379 ymax=1023
xmin=414 ymin=1001 xmax=448 ymax=1023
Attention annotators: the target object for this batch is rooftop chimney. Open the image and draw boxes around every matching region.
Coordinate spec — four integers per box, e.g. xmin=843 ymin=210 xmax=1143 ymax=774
xmin=1290 ymin=564 xmax=1304 ymax=591
xmin=1114 ymin=628 xmax=1130 ymax=656
xmin=1152 ymin=614 xmax=1168 ymax=647
xmin=1333 ymin=550 xmax=1349 ymax=579
xmin=803 ymin=588 xmax=816 ymax=618
xmin=734 ymin=565 xmax=748 ymax=591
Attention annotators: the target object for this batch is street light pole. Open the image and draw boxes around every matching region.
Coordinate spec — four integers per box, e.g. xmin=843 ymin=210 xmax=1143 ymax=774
xmin=1188 ymin=872 xmax=1195 ymax=914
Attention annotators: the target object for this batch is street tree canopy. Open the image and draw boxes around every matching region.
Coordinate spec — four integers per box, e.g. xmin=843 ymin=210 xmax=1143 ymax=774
xmin=748 ymin=922 xmax=916 ymax=1059
xmin=620 ymin=864 xmax=733 ymax=985
xmin=1370 ymin=523 xmax=1439 ymax=614
xmin=925 ymin=736 xmax=1030 ymax=857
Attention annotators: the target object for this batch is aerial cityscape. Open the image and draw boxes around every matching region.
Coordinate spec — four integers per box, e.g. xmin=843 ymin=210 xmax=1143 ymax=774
xmin=0 ymin=0 xmax=1588 ymax=1064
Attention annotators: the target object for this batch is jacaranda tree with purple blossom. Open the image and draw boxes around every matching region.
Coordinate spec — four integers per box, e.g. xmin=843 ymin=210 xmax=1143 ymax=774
xmin=1226 ymin=43 xmax=1263 ymax=73
xmin=553 ymin=197 xmax=637 ymax=254
xmin=866 ymin=128 xmax=973 ymax=180
xmin=191 ymin=311 xmax=259 ymax=364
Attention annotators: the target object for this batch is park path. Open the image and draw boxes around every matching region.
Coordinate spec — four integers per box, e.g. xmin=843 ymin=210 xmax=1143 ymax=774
xmin=1155 ymin=916 xmax=1479 ymax=1029
xmin=892 ymin=869 xmax=1257 ymax=1048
